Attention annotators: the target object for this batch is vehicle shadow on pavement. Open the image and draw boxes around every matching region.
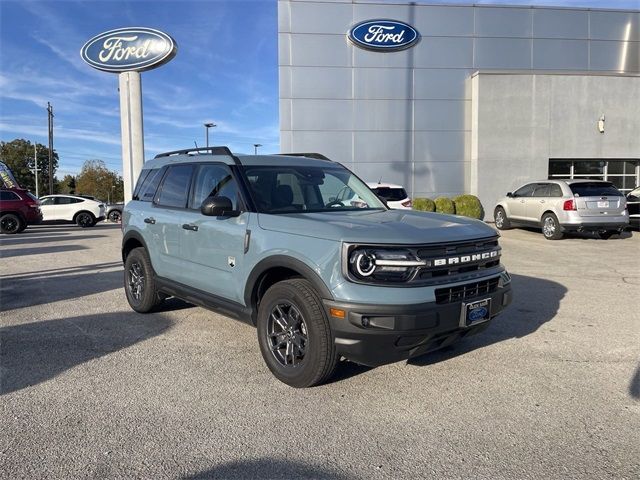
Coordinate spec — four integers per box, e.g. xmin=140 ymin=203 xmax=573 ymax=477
xmin=0 ymin=312 xmax=173 ymax=396
xmin=408 ymin=273 xmax=566 ymax=366
xmin=0 ymin=234 xmax=107 ymax=246
xmin=516 ymin=226 xmax=633 ymax=240
xmin=183 ymin=458 xmax=355 ymax=480
xmin=0 ymin=244 xmax=88 ymax=259
xmin=629 ymin=364 xmax=640 ymax=399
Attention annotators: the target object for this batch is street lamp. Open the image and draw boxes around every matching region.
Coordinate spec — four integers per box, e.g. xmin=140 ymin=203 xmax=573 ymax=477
xmin=204 ymin=122 xmax=216 ymax=148
xmin=253 ymin=143 xmax=262 ymax=155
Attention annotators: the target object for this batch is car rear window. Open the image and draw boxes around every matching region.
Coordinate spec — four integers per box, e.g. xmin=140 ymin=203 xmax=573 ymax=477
xmin=371 ymin=187 xmax=408 ymax=202
xmin=570 ymin=182 xmax=623 ymax=197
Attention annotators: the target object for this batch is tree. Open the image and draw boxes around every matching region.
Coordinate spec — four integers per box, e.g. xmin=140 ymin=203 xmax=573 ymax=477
xmin=75 ymin=160 xmax=124 ymax=203
xmin=57 ymin=174 xmax=76 ymax=194
xmin=0 ymin=139 xmax=59 ymax=195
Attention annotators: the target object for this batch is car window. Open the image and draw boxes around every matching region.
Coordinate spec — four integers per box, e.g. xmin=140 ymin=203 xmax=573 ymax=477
xmin=549 ymin=184 xmax=563 ymax=197
xmin=40 ymin=197 xmax=54 ymax=206
xmin=371 ymin=187 xmax=408 ymax=202
xmin=190 ymin=164 xmax=238 ymax=210
xmin=133 ymin=169 xmax=151 ymax=199
xmin=55 ymin=197 xmax=73 ymax=205
xmin=156 ymin=165 xmax=194 ymax=208
xmin=532 ymin=184 xmax=550 ymax=197
xmin=513 ymin=184 xmax=535 ymax=197
xmin=139 ymin=168 xmax=164 ymax=202
xmin=569 ymin=182 xmax=623 ymax=197
xmin=0 ymin=191 xmax=20 ymax=200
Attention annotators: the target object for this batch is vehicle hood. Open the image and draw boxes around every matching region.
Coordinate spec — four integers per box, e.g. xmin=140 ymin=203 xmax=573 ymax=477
xmin=257 ymin=209 xmax=497 ymax=244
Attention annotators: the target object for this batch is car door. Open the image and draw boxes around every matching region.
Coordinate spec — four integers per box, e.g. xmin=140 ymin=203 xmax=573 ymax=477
xmin=39 ymin=196 xmax=66 ymax=221
xmin=508 ymin=184 xmax=535 ymax=220
xmin=149 ymin=164 xmax=195 ymax=285
xmin=180 ymin=163 xmax=249 ymax=303
xmin=527 ymin=183 xmax=551 ymax=222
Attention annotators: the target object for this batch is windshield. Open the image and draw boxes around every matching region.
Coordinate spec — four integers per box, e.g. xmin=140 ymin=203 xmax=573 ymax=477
xmin=570 ymin=182 xmax=623 ymax=197
xmin=370 ymin=186 xmax=408 ymax=202
xmin=242 ymin=165 xmax=386 ymax=214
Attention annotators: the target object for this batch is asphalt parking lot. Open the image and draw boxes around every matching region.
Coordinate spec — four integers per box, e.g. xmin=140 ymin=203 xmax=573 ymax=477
xmin=1 ymin=222 xmax=639 ymax=479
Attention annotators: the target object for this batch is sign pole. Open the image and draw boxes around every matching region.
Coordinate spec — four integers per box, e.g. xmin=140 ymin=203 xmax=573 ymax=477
xmin=118 ymin=71 xmax=145 ymax=203
xmin=34 ymin=144 xmax=39 ymax=198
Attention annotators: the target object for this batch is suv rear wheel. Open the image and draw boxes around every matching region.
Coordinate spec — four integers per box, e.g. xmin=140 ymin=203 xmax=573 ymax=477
xmin=124 ymin=247 xmax=163 ymax=313
xmin=541 ymin=213 xmax=563 ymax=240
xmin=257 ymin=279 xmax=338 ymax=388
xmin=0 ymin=213 xmax=24 ymax=234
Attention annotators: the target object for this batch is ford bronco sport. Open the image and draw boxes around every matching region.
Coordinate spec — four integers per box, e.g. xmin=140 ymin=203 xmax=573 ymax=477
xmin=122 ymin=147 xmax=512 ymax=387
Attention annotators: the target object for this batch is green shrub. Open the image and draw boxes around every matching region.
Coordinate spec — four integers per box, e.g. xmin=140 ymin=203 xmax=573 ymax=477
xmin=434 ymin=197 xmax=455 ymax=214
xmin=453 ymin=194 xmax=484 ymax=219
xmin=412 ymin=198 xmax=435 ymax=212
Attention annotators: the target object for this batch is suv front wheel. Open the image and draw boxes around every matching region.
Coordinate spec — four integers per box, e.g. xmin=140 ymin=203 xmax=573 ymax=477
xmin=124 ymin=247 xmax=163 ymax=313
xmin=257 ymin=279 xmax=338 ymax=388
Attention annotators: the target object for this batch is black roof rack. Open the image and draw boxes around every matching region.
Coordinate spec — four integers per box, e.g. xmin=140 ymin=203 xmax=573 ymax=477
xmin=154 ymin=146 xmax=233 ymax=159
xmin=277 ymin=152 xmax=332 ymax=161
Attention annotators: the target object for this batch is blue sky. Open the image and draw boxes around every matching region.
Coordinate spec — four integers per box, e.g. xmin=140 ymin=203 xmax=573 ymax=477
xmin=1 ymin=0 xmax=638 ymax=178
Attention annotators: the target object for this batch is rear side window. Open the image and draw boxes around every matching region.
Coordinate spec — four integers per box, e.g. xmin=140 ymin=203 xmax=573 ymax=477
xmin=55 ymin=197 xmax=82 ymax=205
xmin=371 ymin=187 xmax=408 ymax=202
xmin=156 ymin=165 xmax=194 ymax=208
xmin=532 ymin=184 xmax=550 ymax=197
xmin=138 ymin=169 xmax=164 ymax=202
xmin=570 ymin=182 xmax=622 ymax=197
xmin=133 ymin=169 xmax=151 ymax=199
xmin=549 ymin=184 xmax=563 ymax=197
xmin=0 ymin=191 xmax=20 ymax=200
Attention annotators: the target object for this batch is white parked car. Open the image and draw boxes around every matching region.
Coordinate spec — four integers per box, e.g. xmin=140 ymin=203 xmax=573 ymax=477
xmin=39 ymin=194 xmax=106 ymax=227
xmin=367 ymin=182 xmax=412 ymax=209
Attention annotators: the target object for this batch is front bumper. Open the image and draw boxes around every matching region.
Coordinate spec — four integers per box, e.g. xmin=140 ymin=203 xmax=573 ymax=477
xmin=323 ymin=283 xmax=512 ymax=366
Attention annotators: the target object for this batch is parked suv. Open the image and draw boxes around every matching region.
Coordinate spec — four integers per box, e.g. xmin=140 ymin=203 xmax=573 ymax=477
xmin=122 ymin=147 xmax=512 ymax=387
xmin=367 ymin=182 xmax=412 ymax=209
xmin=626 ymin=186 xmax=640 ymax=230
xmin=39 ymin=194 xmax=105 ymax=227
xmin=494 ymin=180 xmax=628 ymax=240
xmin=0 ymin=188 xmax=42 ymax=234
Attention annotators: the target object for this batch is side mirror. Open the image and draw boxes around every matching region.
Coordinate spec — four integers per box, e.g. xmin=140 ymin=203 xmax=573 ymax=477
xmin=506 ymin=192 xmax=514 ymax=198
xmin=201 ymin=195 xmax=239 ymax=217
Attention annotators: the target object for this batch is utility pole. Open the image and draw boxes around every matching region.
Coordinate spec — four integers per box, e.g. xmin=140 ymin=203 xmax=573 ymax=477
xmin=47 ymin=102 xmax=54 ymax=195
xmin=253 ymin=144 xmax=262 ymax=155
xmin=34 ymin=144 xmax=39 ymax=198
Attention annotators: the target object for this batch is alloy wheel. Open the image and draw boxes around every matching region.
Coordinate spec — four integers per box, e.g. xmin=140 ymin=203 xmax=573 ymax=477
xmin=127 ymin=262 xmax=145 ymax=301
xmin=495 ymin=210 xmax=504 ymax=228
xmin=267 ymin=302 xmax=308 ymax=368
xmin=543 ymin=216 xmax=556 ymax=237
xmin=1 ymin=216 xmax=18 ymax=233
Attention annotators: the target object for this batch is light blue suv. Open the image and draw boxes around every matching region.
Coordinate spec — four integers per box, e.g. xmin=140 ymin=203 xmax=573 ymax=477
xmin=122 ymin=147 xmax=512 ymax=387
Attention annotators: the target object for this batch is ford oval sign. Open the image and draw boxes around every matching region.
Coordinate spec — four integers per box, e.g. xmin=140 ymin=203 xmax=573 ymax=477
xmin=469 ymin=307 xmax=488 ymax=322
xmin=80 ymin=27 xmax=177 ymax=73
xmin=348 ymin=19 xmax=420 ymax=52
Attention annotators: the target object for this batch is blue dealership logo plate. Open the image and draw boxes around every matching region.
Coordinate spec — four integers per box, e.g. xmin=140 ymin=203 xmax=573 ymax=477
xmin=462 ymin=298 xmax=491 ymax=327
xmin=81 ymin=27 xmax=177 ymax=73
xmin=348 ymin=19 xmax=420 ymax=52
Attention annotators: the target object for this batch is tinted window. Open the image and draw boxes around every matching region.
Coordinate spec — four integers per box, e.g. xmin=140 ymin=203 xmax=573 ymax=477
xmin=549 ymin=184 xmax=563 ymax=197
xmin=532 ymin=184 xmax=550 ymax=197
xmin=55 ymin=197 xmax=74 ymax=205
xmin=133 ymin=169 xmax=151 ymax=199
xmin=0 ymin=191 xmax=20 ymax=200
xmin=570 ymin=182 xmax=623 ymax=197
xmin=139 ymin=169 xmax=164 ymax=202
xmin=190 ymin=164 xmax=238 ymax=210
xmin=40 ymin=197 xmax=54 ymax=206
xmin=514 ymin=184 xmax=535 ymax=197
xmin=371 ymin=187 xmax=408 ymax=202
xmin=156 ymin=165 xmax=194 ymax=208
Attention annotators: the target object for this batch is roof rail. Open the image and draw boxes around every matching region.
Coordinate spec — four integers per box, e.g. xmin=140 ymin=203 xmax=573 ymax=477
xmin=277 ymin=152 xmax=332 ymax=161
xmin=154 ymin=146 xmax=233 ymax=159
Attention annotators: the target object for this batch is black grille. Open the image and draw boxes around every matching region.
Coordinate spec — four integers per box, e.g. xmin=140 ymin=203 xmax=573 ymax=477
xmin=435 ymin=278 xmax=500 ymax=304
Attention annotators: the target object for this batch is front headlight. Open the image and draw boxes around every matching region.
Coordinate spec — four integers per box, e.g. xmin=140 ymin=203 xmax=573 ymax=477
xmin=348 ymin=247 xmax=425 ymax=282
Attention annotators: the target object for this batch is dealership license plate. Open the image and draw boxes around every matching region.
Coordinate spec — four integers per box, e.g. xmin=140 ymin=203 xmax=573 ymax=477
xmin=462 ymin=298 xmax=492 ymax=327
xmin=597 ymin=201 xmax=609 ymax=208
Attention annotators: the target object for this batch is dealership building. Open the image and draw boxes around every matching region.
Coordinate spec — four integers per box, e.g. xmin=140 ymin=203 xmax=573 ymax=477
xmin=278 ymin=0 xmax=640 ymax=215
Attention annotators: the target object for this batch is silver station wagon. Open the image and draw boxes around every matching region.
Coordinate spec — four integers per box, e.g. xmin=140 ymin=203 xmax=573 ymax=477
xmin=494 ymin=179 xmax=629 ymax=240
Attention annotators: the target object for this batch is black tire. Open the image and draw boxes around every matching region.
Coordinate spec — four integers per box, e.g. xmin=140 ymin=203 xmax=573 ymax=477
xmin=541 ymin=213 xmax=563 ymax=240
xmin=75 ymin=211 xmax=96 ymax=228
xmin=494 ymin=206 xmax=511 ymax=230
xmin=108 ymin=210 xmax=121 ymax=223
xmin=257 ymin=279 xmax=338 ymax=388
xmin=124 ymin=247 xmax=163 ymax=313
xmin=0 ymin=213 xmax=24 ymax=234
xmin=16 ymin=223 xmax=28 ymax=233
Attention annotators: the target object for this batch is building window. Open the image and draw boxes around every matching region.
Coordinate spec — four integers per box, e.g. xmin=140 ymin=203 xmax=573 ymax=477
xmin=548 ymin=159 xmax=640 ymax=193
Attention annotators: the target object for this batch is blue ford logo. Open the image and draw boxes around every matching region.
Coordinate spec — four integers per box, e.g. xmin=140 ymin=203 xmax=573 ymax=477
xmin=469 ymin=307 xmax=488 ymax=322
xmin=81 ymin=27 xmax=177 ymax=73
xmin=348 ymin=19 xmax=420 ymax=52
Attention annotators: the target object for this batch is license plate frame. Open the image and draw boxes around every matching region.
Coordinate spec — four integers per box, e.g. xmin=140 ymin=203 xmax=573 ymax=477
xmin=460 ymin=298 xmax=492 ymax=328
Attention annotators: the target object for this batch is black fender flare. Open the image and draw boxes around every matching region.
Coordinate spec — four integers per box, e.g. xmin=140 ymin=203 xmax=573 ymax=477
xmin=121 ymin=230 xmax=151 ymax=263
xmin=244 ymin=255 xmax=334 ymax=308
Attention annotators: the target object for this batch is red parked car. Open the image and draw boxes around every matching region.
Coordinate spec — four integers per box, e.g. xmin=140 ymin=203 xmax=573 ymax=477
xmin=0 ymin=188 xmax=42 ymax=234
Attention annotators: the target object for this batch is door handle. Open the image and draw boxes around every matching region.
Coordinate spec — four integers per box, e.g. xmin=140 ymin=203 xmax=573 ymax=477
xmin=182 ymin=224 xmax=198 ymax=232
xmin=144 ymin=217 xmax=156 ymax=224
